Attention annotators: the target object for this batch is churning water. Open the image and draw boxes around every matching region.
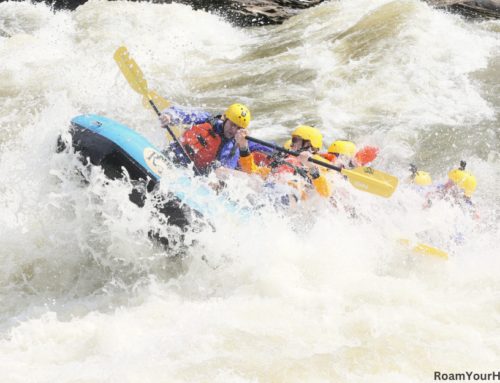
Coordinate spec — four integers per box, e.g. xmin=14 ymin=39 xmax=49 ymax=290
xmin=1 ymin=0 xmax=500 ymax=381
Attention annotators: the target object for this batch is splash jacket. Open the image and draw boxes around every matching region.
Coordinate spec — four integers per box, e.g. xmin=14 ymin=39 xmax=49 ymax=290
xmin=239 ymin=148 xmax=332 ymax=198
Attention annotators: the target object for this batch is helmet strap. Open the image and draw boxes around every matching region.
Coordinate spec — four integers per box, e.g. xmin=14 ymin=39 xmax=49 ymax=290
xmin=298 ymin=145 xmax=313 ymax=154
xmin=300 ymin=139 xmax=316 ymax=153
xmin=221 ymin=118 xmax=228 ymax=134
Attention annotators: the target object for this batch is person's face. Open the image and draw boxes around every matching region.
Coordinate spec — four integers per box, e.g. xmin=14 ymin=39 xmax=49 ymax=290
xmin=290 ymin=136 xmax=312 ymax=152
xmin=223 ymin=118 xmax=243 ymax=140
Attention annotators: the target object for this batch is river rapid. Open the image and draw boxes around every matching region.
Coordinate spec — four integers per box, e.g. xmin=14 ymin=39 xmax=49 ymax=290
xmin=1 ymin=0 xmax=500 ymax=381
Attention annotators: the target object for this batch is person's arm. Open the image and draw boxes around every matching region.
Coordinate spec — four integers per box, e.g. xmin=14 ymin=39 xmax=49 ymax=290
xmin=239 ymin=150 xmax=272 ymax=178
xmin=299 ymin=152 xmax=332 ymax=198
xmin=161 ymin=106 xmax=212 ymax=126
xmin=310 ymin=171 xmax=332 ymax=198
xmin=235 ymin=129 xmax=271 ymax=178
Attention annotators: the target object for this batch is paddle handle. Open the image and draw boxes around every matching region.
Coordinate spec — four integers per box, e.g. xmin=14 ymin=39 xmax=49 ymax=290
xmin=245 ymin=136 xmax=342 ymax=173
xmin=150 ymin=99 xmax=202 ymax=176
xmin=149 ymin=99 xmax=161 ymax=116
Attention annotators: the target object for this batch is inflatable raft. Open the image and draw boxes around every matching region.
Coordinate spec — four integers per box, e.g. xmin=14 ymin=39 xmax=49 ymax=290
xmin=61 ymin=114 xmax=245 ymax=243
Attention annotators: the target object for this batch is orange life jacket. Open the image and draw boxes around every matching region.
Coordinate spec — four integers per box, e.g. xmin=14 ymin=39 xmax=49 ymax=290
xmin=319 ymin=153 xmax=353 ymax=172
xmin=271 ymin=155 xmax=309 ymax=181
xmin=178 ymin=122 xmax=223 ymax=171
xmin=251 ymin=150 xmax=274 ymax=167
xmin=320 ymin=153 xmax=336 ymax=163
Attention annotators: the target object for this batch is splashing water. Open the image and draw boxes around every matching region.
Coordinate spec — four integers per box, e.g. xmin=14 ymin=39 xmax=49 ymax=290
xmin=1 ymin=0 xmax=500 ymax=381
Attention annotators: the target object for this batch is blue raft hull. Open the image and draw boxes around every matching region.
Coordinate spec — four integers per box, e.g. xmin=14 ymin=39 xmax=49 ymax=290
xmin=65 ymin=114 xmax=211 ymax=237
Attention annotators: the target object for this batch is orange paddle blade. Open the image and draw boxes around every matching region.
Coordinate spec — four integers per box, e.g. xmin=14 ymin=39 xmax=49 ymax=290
xmin=355 ymin=145 xmax=379 ymax=166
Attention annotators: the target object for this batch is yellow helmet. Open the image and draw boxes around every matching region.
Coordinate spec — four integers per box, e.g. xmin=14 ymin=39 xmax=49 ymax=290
xmin=283 ymin=139 xmax=292 ymax=150
xmin=292 ymin=126 xmax=322 ymax=151
xmin=448 ymin=169 xmax=476 ymax=197
xmin=408 ymin=171 xmax=432 ymax=187
xmin=328 ymin=140 xmax=356 ymax=157
xmin=225 ymin=104 xmax=250 ymax=128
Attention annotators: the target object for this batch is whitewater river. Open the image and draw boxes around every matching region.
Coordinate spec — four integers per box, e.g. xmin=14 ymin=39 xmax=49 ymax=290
xmin=1 ymin=0 xmax=500 ymax=381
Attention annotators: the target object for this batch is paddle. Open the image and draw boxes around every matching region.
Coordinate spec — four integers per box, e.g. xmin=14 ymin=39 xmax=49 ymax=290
xmin=112 ymin=49 xmax=182 ymax=139
xmin=355 ymin=145 xmax=379 ymax=166
xmin=245 ymin=136 xmax=398 ymax=198
xmin=113 ymin=46 xmax=201 ymax=176
xmin=142 ymin=91 xmax=186 ymax=138
xmin=141 ymin=90 xmax=187 ymax=137
xmin=142 ymin=90 xmax=171 ymax=114
xmin=396 ymin=239 xmax=448 ymax=260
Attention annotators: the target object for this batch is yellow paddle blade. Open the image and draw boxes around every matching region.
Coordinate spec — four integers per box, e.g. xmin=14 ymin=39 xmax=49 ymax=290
xmin=164 ymin=125 xmax=184 ymax=142
xmin=342 ymin=166 xmax=398 ymax=198
xmin=397 ymin=239 xmax=449 ymax=260
xmin=113 ymin=46 xmax=150 ymax=100
xmin=142 ymin=90 xmax=171 ymax=112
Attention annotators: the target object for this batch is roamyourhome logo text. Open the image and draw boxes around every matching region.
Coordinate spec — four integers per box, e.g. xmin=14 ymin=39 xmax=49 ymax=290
xmin=435 ymin=372 xmax=500 ymax=381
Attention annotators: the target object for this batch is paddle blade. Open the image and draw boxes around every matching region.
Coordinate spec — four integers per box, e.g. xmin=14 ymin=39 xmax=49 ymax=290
xmin=342 ymin=166 xmax=398 ymax=198
xmin=355 ymin=145 xmax=379 ymax=166
xmin=164 ymin=125 xmax=186 ymax=142
xmin=142 ymin=90 xmax=171 ymax=112
xmin=114 ymin=46 xmax=150 ymax=99
xmin=397 ymin=239 xmax=449 ymax=260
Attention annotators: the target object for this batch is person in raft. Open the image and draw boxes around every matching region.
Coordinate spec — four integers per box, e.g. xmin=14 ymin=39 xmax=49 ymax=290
xmin=423 ymin=161 xmax=479 ymax=220
xmin=404 ymin=164 xmax=434 ymax=195
xmin=159 ymin=103 xmax=272 ymax=175
xmin=421 ymin=161 xmax=480 ymax=247
xmin=320 ymin=140 xmax=379 ymax=170
xmin=234 ymin=125 xmax=333 ymax=199
xmin=407 ymin=164 xmax=432 ymax=188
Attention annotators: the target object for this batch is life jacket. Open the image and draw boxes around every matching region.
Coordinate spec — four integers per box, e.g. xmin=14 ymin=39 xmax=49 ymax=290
xmin=270 ymin=152 xmax=332 ymax=181
xmin=270 ymin=155 xmax=311 ymax=184
xmin=178 ymin=123 xmax=221 ymax=171
xmin=177 ymin=120 xmax=238 ymax=172
xmin=320 ymin=153 xmax=336 ymax=163
xmin=251 ymin=150 xmax=275 ymax=167
xmin=240 ymin=150 xmax=331 ymax=199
